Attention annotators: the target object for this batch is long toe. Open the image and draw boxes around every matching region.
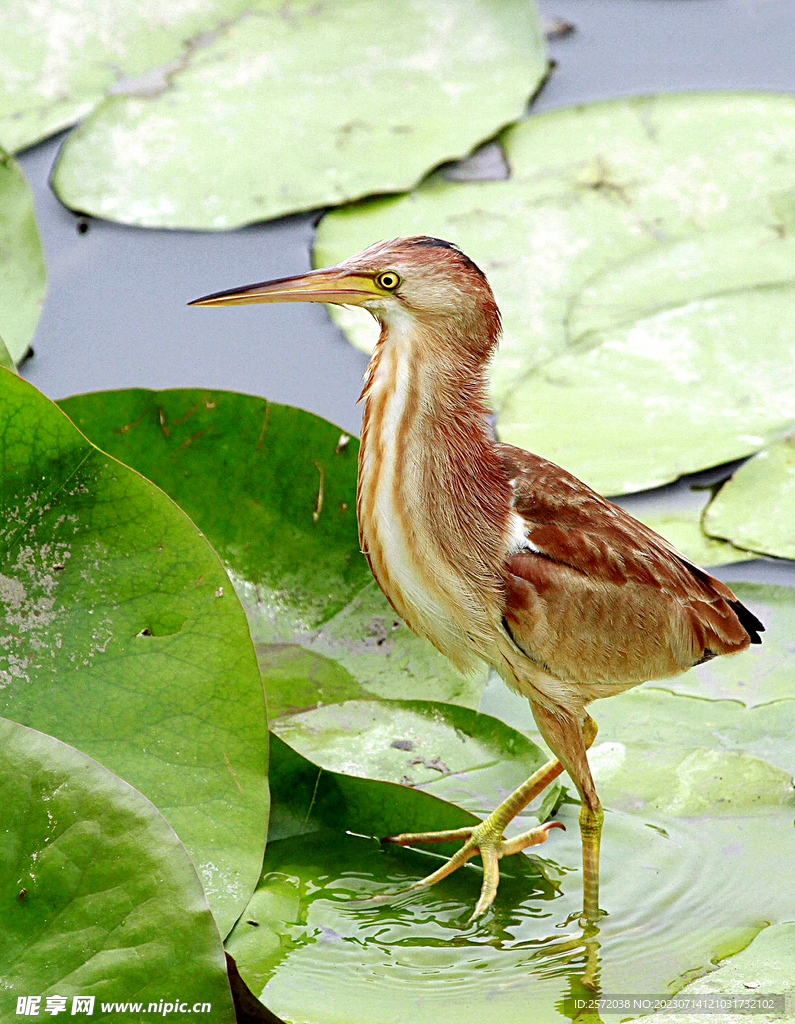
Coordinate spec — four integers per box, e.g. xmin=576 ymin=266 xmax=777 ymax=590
xmin=377 ymin=816 xmax=562 ymax=920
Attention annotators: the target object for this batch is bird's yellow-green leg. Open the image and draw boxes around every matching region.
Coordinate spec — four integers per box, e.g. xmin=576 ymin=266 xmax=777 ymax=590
xmin=531 ymin=708 xmax=604 ymax=925
xmin=381 ymin=722 xmax=598 ymax=920
xmin=580 ymin=798 xmax=603 ymax=926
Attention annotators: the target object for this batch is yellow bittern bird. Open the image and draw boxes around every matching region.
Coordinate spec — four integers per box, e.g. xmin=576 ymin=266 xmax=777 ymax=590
xmin=191 ymin=236 xmax=763 ymax=927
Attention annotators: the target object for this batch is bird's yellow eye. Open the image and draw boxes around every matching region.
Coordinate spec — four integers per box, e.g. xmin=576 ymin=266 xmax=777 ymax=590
xmin=375 ymin=271 xmax=401 ymax=291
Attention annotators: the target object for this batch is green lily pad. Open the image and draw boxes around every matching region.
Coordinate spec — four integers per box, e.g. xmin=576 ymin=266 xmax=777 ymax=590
xmin=0 ymin=717 xmax=235 ymax=1023
xmin=499 ymin=233 xmax=795 ymax=494
xmin=590 ymin=743 xmax=794 ymax=817
xmin=0 ymin=0 xmax=252 ymax=153
xmin=0 ymin=149 xmax=45 ymax=364
xmin=50 ymin=0 xmax=546 ymax=229
xmin=1 ymin=373 xmax=268 ymax=935
xmin=316 ymin=92 xmax=795 ymax=493
xmin=271 ymin=699 xmax=562 ymax=825
xmin=256 ymin=645 xmax=368 ymax=720
xmin=645 ymin=923 xmax=795 ymax=1024
xmin=587 ymin=688 xmax=795 ymax=779
xmin=703 ymin=437 xmax=795 ymax=559
xmin=59 ymin=388 xmax=486 ymax=706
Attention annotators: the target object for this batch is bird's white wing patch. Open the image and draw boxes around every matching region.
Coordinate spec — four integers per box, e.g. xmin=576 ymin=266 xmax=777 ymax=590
xmin=506 ymin=510 xmax=541 ymax=555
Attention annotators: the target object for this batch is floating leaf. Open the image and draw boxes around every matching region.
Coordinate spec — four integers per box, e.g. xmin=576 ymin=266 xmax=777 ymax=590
xmin=0 ymin=0 xmax=252 ymax=153
xmin=703 ymin=437 xmax=795 ymax=559
xmin=316 ymin=92 xmax=795 ymax=493
xmin=0 ymin=149 xmax=45 ymax=364
xmin=586 ymin=687 xmax=795 ymax=781
xmin=50 ymin=0 xmax=546 ymax=229
xmin=0 ymin=718 xmax=236 ymax=1022
xmin=271 ymin=699 xmax=561 ymax=824
xmin=59 ymin=388 xmax=486 ymax=706
xmin=1 ymin=373 xmax=268 ymax=935
xmin=648 ymin=923 xmax=795 ymax=1024
xmin=499 ymin=229 xmax=795 ymax=494
xmin=590 ymin=743 xmax=794 ymax=817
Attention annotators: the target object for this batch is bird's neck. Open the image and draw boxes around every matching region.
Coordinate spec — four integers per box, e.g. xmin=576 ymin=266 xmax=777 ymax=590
xmin=357 ymin=316 xmax=511 ymax=609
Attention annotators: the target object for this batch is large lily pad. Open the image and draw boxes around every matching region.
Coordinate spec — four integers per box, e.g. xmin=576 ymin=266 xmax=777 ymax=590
xmin=0 ymin=149 xmax=45 ymax=364
xmin=50 ymin=0 xmax=546 ymax=229
xmin=271 ymin=699 xmax=562 ymax=825
xmin=586 ymin=687 xmax=795 ymax=779
xmin=0 ymin=0 xmax=252 ymax=153
xmin=59 ymin=388 xmax=486 ymax=706
xmin=1 ymin=372 xmax=268 ymax=935
xmin=1 ymin=718 xmax=236 ymax=1022
xmin=703 ymin=436 xmax=795 ymax=559
xmin=316 ymin=92 xmax=795 ymax=493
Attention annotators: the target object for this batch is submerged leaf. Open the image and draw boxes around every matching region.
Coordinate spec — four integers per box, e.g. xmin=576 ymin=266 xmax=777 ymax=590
xmin=316 ymin=92 xmax=795 ymax=493
xmin=1 ymin=373 xmax=268 ymax=935
xmin=0 ymin=718 xmax=236 ymax=1022
xmin=60 ymin=389 xmax=486 ymax=706
xmin=703 ymin=436 xmax=795 ymax=559
xmin=50 ymin=0 xmax=546 ymax=229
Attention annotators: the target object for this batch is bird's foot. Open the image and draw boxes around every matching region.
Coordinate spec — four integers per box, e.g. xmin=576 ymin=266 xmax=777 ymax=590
xmin=381 ymin=817 xmax=564 ymax=921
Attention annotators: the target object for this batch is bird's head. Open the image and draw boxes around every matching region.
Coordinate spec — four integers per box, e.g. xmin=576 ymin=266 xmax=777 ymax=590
xmin=190 ymin=236 xmax=501 ymax=362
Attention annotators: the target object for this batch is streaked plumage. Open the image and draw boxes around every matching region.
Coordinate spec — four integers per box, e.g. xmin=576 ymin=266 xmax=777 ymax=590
xmin=191 ymin=235 xmax=763 ymax=946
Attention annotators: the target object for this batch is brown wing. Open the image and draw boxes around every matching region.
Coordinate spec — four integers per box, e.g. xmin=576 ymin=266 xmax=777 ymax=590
xmin=497 ymin=444 xmax=763 ymax=688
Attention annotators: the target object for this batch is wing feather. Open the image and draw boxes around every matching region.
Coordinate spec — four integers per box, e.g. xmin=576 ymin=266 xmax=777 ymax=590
xmin=497 ymin=444 xmax=763 ymax=687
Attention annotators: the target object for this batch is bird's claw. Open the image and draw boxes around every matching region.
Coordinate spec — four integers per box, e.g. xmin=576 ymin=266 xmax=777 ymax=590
xmin=379 ymin=818 xmax=564 ymax=920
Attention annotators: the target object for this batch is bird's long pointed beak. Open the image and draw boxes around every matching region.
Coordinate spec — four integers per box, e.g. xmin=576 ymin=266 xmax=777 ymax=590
xmin=188 ymin=267 xmax=380 ymax=307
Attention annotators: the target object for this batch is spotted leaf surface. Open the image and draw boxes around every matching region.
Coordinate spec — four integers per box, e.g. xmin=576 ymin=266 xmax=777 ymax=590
xmin=0 ymin=372 xmax=268 ymax=935
xmin=59 ymin=388 xmax=487 ymax=707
